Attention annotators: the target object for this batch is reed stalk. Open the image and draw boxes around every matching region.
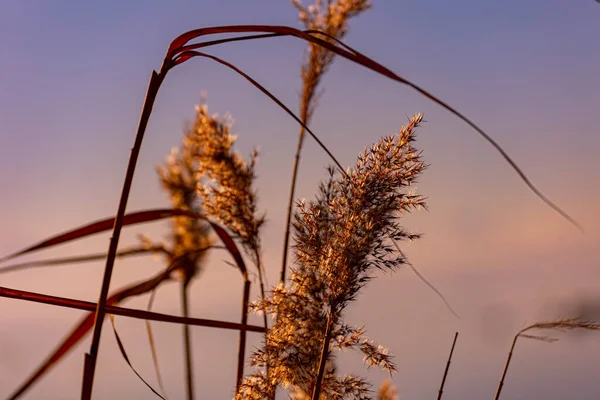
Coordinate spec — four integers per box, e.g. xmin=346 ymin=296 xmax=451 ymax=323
xmin=436 ymin=332 xmax=459 ymax=400
xmin=181 ymin=280 xmax=195 ymax=400
xmin=236 ymin=278 xmax=251 ymax=392
xmin=494 ymin=334 xmax=518 ymax=400
xmin=311 ymin=312 xmax=334 ymax=400
xmin=0 ymin=286 xmax=266 ymax=332
xmin=494 ymin=317 xmax=600 ymax=400
xmin=82 ymin=70 xmax=165 ymax=400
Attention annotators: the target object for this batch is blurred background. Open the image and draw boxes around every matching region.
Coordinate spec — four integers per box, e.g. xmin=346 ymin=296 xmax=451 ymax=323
xmin=0 ymin=0 xmax=599 ymax=398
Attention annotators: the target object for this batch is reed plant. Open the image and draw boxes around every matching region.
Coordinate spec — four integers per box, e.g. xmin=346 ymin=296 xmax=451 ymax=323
xmin=494 ymin=317 xmax=600 ymax=400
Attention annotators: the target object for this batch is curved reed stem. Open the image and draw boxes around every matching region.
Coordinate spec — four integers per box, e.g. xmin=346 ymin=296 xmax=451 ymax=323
xmin=82 ymin=70 xmax=166 ymax=400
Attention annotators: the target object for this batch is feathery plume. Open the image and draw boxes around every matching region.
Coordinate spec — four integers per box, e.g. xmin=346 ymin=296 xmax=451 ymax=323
xmin=239 ymin=114 xmax=425 ymax=399
xmin=189 ymin=102 xmax=268 ymax=328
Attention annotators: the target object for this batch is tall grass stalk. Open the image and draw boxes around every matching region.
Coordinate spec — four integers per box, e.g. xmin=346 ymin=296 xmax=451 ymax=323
xmin=82 ymin=70 xmax=165 ymax=400
xmin=236 ymin=278 xmax=251 ymax=392
xmin=0 ymin=286 xmax=266 ymax=332
xmin=436 ymin=332 xmax=459 ymax=400
xmin=494 ymin=317 xmax=600 ymax=400
xmin=181 ymin=281 xmax=195 ymax=400
xmin=311 ymin=313 xmax=334 ymax=400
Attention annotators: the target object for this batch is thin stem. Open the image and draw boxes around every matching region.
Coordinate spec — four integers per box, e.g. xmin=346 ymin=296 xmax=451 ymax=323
xmin=82 ymin=69 xmax=165 ymax=400
xmin=311 ymin=311 xmax=334 ymax=400
xmin=280 ymin=126 xmax=306 ymax=284
xmin=389 ymin=232 xmax=459 ymax=318
xmin=146 ymin=287 xmax=169 ymax=399
xmin=253 ymin=248 xmax=269 ymax=331
xmin=251 ymin=249 xmax=271 ymax=398
xmin=236 ymin=278 xmax=251 ymax=392
xmin=181 ymin=280 xmax=195 ymax=400
xmin=436 ymin=332 xmax=459 ymax=400
xmin=81 ymin=69 xmax=165 ymax=400
xmin=280 ymin=33 xmax=318 ymax=286
xmin=0 ymin=285 xmax=266 ymax=332
xmin=0 ymin=247 xmax=158 ymax=275
xmin=494 ymin=334 xmax=519 ymax=400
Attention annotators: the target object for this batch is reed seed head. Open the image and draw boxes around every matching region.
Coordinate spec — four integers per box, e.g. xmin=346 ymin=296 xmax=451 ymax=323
xmin=293 ymin=0 xmax=371 ymax=123
xmin=189 ymin=102 xmax=265 ymax=267
xmin=238 ymin=114 xmax=425 ymax=399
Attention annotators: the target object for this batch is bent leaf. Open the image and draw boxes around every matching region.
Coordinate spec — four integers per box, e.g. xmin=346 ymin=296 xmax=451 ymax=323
xmin=0 ymin=247 xmax=164 ymax=275
xmin=0 ymin=209 xmax=204 ymax=263
xmin=164 ymin=25 xmax=581 ymax=232
xmin=109 ymin=314 xmax=165 ymax=399
xmin=145 ymin=288 xmax=169 ymax=399
xmin=0 ymin=208 xmax=248 ymax=284
xmin=0 ymin=286 xmax=267 ymax=333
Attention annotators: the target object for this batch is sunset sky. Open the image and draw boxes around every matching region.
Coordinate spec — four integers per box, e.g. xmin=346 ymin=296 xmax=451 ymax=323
xmin=1 ymin=1 xmax=599 ymax=399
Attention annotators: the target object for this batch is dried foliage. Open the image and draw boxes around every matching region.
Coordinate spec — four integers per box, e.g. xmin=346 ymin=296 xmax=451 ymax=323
xmin=517 ymin=317 xmax=600 ymax=343
xmin=192 ymin=105 xmax=264 ymax=260
xmin=238 ymin=114 xmax=425 ymax=399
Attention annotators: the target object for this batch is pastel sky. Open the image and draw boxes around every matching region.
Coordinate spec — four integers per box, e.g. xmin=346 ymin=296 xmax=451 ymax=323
xmin=1 ymin=0 xmax=599 ymax=399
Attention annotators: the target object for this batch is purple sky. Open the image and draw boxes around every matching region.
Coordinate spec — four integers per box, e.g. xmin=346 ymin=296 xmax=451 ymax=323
xmin=1 ymin=1 xmax=599 ymax=399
